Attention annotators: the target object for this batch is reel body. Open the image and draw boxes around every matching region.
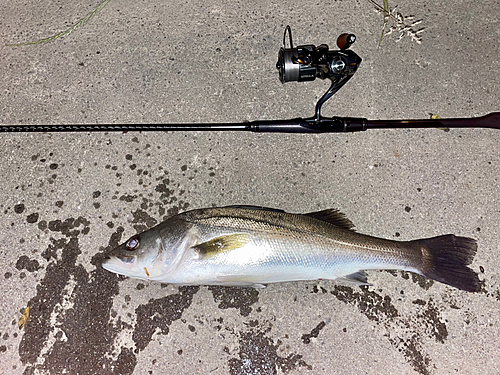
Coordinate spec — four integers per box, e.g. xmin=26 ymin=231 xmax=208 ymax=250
xmin=276 ymin=26 xmax=362 ymax=121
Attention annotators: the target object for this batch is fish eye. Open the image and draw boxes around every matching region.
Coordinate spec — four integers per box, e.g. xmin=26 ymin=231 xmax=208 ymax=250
xmin=126 ymin=237 xmax=139 ymax=251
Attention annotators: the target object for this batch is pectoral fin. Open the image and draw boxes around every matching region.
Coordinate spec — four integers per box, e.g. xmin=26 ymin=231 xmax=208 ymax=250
xmin=193 ymin=233 xmax=252 ymax=259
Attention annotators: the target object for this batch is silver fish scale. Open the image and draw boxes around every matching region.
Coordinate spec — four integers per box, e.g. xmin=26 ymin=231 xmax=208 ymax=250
xmin=175 ymin=208 xmax=418 ymax=280
xmin=104 ymin=207 xmax=480 ymax=291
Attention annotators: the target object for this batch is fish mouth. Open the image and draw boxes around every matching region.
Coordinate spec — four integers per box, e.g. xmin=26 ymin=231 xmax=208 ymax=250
xmin=101 ymin=256 xmax=117 ymax=272
xmin=102 ymin=255 xmax=135 ymax=275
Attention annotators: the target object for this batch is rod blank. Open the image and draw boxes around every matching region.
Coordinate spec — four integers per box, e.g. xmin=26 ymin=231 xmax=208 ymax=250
xmin=1 ymin=113 xmax=498 ymax=133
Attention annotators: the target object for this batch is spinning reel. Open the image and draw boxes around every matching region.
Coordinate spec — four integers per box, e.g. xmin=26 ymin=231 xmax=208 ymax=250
xmin=276 ymin=26 xmax=362 ymax=121
xmin=1 ymin=26 xmax=498 ymax=133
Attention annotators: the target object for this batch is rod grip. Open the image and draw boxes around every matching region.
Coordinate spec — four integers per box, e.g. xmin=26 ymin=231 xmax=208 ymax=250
xmin=249 ymin=117 xmax=368 ymax=133
xmin=248 ymin=119 xmax=320 ymax=133
xmin=367 ymin=112 xmax=500 ymax=130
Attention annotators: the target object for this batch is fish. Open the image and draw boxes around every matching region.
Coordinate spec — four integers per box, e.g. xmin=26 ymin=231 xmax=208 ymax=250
xmin=102 ymin=206 xmax=480 ymax=292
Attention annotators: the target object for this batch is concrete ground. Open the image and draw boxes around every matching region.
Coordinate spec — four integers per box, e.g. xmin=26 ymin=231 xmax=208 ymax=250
xmin=1 ymin=0 xmax=499 ymax=374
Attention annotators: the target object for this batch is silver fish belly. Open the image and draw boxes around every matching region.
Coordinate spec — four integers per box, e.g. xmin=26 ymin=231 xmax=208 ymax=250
xmin=102 ymin=206 xmax=480 ymax=292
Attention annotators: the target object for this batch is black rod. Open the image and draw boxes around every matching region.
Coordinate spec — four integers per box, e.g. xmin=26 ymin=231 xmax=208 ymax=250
xmin=366 ymin=112 xmax=500 ymax=130
xmin=0 ymin=123 xmax=250 ymax=133
xmin=0 ymin=113 xmax=498 ymax=133
xmin=0 ymin=119 xmax=327 ymax=133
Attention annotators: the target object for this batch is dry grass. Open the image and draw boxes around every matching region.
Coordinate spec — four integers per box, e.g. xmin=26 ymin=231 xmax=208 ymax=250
xmin=367 ymin=0 xmax=425 ymax=45
xmin=7 ymin=0 xmax=113 ymax=46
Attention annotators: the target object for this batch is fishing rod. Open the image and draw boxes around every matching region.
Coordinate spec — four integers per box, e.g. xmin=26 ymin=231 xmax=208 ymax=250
xmin=3 ymin=26 xmax=499 ymax=133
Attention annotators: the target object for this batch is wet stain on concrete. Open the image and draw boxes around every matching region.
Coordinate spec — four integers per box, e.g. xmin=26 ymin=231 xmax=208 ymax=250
xmin=155 ymin=179 xmax=175 ymax=198
xmin=26 ymin=213 xmax=39 ymax=223
xmin=19 ymin=220 xmax=131 ymax=375
xmin=15 ymin=256 xmax=41 ymax=273
xmin=401 ymin=271 xmax=434 ymax=290
xmin=228 ymin=329 xmax=312 ymax=375
xmin=416 ymin=299 xmax=448 ymax=343
xmin=330 ymin=285 xmax=449 ymax=375
xmin=133 ymin=286 xmax=200 ymax=351
xmin=46 ymin=217 xmax=91 ymax=237
xmin=208 ymin=286 xmax=260 ymax=317
xmin=332 ymin=285 xmax=398 ymax=322
xmin=301 ymin=321 xmax=326 ymax=344
xmin=16 ymin=162 xmax=201 ymax=374
xmin=130 ymin=208 xmax=158 ymax=233
xmin=385 ymin=270 xmax=435 ymax=290
xmin=14 ymin=203 xmax=25 ymax=214
xmin=391 ymin=337 xmax=431 ymax=375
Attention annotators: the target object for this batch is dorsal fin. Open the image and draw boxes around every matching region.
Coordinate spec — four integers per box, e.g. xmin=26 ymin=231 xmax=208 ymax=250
xmin=305 ymin=209 xmax=356 ymax=231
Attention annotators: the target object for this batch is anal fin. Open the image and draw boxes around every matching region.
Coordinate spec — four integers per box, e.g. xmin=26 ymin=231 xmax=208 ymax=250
xmin=337 ymin=271 xmax=372 ymax=286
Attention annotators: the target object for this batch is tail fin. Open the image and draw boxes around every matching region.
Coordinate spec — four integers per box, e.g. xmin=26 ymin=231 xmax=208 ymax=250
xmin=412 ymin=234 xmax=480 ymax=292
